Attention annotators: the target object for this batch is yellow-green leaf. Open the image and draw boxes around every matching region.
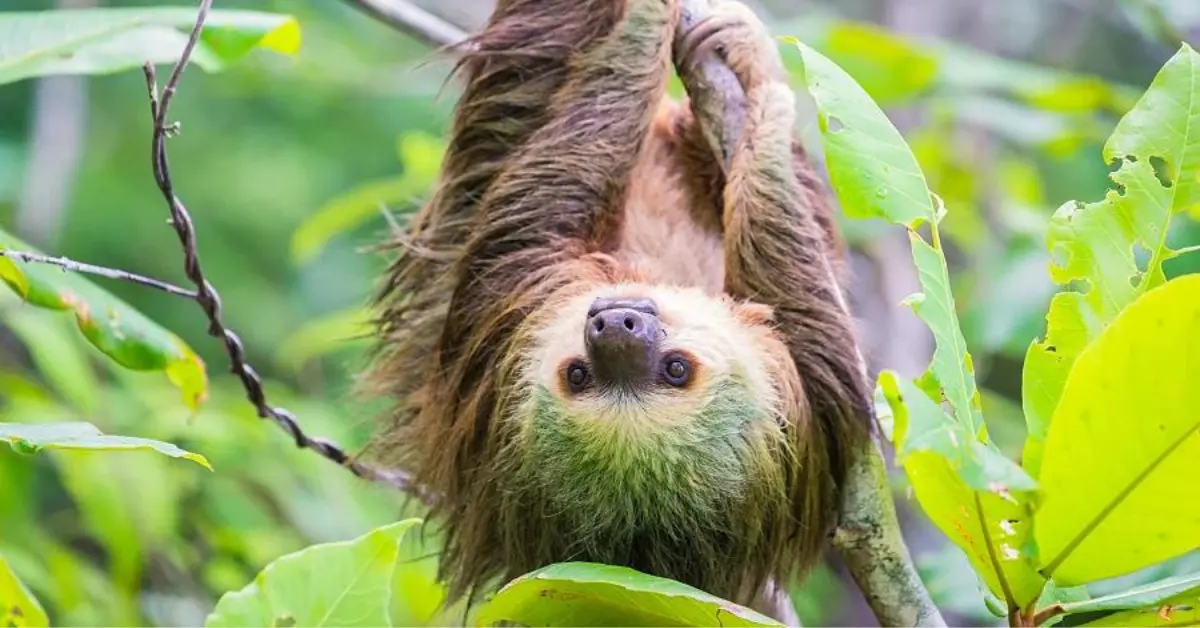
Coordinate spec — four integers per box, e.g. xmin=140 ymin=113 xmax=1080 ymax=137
xmin=205 ymin=519 xmax=453 ymax=627
xmin=0 ymin=422 xmax=211 ymax=470
xmin=1022 ymin=43 xmax=1200 ymax=478
xmin=879 ymin=371 xmax=1045 ymax=610
xmin=476 ymin=562 xmax=781 ymax=627
xmin=1035 ymin=275 xmax=1200 ymax=585
xmin=0 ymin=229 xmax=208 ymax=409
xmin=0 ymin=7 xmax=300 ymax=85
xmin=0 ymin=555 xmax=48 ymax=628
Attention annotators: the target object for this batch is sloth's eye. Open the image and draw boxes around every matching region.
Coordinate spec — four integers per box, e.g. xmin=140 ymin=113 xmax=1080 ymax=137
xmin=566 ymin=361 xmax=590 ymax=393
xmin=662 ymin=355 xmax=692 ymax=387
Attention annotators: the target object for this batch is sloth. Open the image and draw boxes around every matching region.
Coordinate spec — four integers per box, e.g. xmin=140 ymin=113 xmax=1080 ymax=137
xmin=366 ymin=0 xmax=873 ymax=618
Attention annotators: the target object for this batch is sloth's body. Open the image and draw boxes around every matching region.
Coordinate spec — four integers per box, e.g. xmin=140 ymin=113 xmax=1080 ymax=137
xmin=367 ymin=0 xmax=872 ymax=616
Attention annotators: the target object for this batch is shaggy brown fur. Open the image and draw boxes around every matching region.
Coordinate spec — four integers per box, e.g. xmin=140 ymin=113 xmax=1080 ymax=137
xmin=366 ymin=0 xmax=872 ymax=614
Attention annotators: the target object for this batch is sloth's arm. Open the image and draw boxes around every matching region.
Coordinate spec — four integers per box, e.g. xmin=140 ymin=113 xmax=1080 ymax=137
xmin=675 ymin=3 xmax=946 ymax=626
xmin=434 ymin=0 xmax=676 ymax=396
xmin=458 ymin=0 xmax=676 ymax=271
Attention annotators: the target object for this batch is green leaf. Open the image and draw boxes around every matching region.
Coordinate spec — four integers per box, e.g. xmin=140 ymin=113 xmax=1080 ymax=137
xmin=0 ymin=7 xmax=301 ymax=86
xmin=879 ymin=372 xmax=1045 ymax=610
xmin=0 ymin=555 xmax=48 ymax=628
xmin=793 ymin=39 xmax=1028 ymax=482
xmin=205 ymin=519 xmax=452 ymax=627
xmin=789 ymin=38 xmax=936 ymax=226
xmin=0 ymin=422 xmax=211 ymax=469
xmin=1022 ymin=43 xmax=1200 ymax=479
xmin=0 ymin=229 xmax=208 ymax=409
xmin=291 ymin=133 xmax=444 ymax=264
xmin=1060 ymin=571 xmax=1200 ymax=616
xmin=476 ymin=562 xmax=781 ymax=627
xmin=1034 ymin=275 xmax=1200 ymax=585
xmin=1081 ymin=590 xmax=1200 ymax=627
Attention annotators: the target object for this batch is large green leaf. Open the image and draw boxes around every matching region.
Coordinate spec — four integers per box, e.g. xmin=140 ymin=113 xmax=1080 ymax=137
xmin=1022 ymin=43 xmax=1200 ymax=478
xmin=0 ymin=229 xmax=208 ymax=409
xmin=878 ymin=372 xmax=1045 ymax=610
xmin=0 ymin=7 xmax=300 ymax=86
xmin=291 ymin=133 xmax=444 ymax=264
xmin=476 ymin=562 xmax=781 ymax=627
xmin=0 ymin=555 xmax=48 ymax=628
xmin=0 ymin=422 xmax=211 ymax=470
xmin=205 ymin=518 xmax=453 ymax=627
xmin=1034 ymin=275 xmax=1200 ymax=585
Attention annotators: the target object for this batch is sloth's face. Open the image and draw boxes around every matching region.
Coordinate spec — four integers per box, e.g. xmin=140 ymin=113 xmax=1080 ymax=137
xmin=510 ymin=283 xmax=791 ymax=516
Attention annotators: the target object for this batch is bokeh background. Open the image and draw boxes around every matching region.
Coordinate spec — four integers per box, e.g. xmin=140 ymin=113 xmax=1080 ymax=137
xmin=1 ymin=0 xmax=1198 ymax=625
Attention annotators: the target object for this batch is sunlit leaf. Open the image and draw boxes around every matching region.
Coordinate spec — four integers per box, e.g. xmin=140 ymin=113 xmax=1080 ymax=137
xmin=1035 ymin=275 xmax=1200 ymax=585
xmin=205 ymin=519 xmax=452 ymax=627
xmin=1022 ymin=43 xmax=1200 ymax=479
xmin=476 ymin=562 xmax=781 ymax=627
xmin=0 ymin=422 xmax=211 ymax=469
xmin=0 ymin=229 xmax=208 ymax=409
xmin=0 ymin=555 xmax=48 ymax=628
xmin=0 ymin=7 xmax=301 ymax=85
xmin=291 ymin=133 xmax=444 ymax=264
xmin=879 ymin=371 xmax=1045 ymax=610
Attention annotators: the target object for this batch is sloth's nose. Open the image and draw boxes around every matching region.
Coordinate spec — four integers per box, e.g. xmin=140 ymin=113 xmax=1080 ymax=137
xmin=585 ymin=298 xmax=660 ymax=387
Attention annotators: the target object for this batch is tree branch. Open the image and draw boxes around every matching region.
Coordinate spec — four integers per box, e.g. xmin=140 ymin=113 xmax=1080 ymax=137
xmin=139 ymin=0 xmax=429 ymax=502
xmin=340 ymin=0 xmax=467 ymax=48
xmin=0 ymin=250 xmax=197 ymax=298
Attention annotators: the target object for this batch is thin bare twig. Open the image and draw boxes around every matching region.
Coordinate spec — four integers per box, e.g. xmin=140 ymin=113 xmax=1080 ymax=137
xmin=339 ymin=0 xmax=467 ymax=48
xmin=141 ymin=0 xmax=427 ymax=501
xmin=0 ymin=250 xmax=196 ymax=298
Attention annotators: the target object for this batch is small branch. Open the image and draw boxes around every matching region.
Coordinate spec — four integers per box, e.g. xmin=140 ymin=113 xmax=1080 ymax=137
xmin=339 ymin=0 xmax=467 ymax=48
xmin=0 ymin=250 xmax=197 ymax=298
xmin=140 ymin=0 xmax=427 ymax=501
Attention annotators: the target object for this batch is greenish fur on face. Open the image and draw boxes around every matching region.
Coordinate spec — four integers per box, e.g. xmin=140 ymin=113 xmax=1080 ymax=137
xmin=511 ymin=377 xmax=786 ymax=561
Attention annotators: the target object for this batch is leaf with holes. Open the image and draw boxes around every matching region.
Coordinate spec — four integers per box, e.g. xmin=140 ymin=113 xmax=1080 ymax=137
xmin=1034 ymin=275 xmax=1200 ymax=585
xmin=0 ymin=229 xmax=208 ymax=408
xmin=0 ymin=7 xmax=300 ymax=85
xmin=205 ymin=519 xmax=455 ymax=627
xmin=476 ymin=562 xmax=781 ymax=627
xmin=0 ymin=555 xmax=48 ymax=628
xmin=1022 ymin=43 xmax=1200 ymax=478
xmin=0 ymin=422 xmax=211 ymax=469
xmin=879 ymin=371 xmax=1044 ymax=610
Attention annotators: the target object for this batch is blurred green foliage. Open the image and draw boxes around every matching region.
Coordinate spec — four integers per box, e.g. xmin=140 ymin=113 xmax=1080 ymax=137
xmin=0 ymin=0 xmax=1197 ymax=626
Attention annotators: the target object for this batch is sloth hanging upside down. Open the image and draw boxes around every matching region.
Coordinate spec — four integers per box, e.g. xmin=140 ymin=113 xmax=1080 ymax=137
xmin=365 ymin=0 xmax=930 ymax=624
